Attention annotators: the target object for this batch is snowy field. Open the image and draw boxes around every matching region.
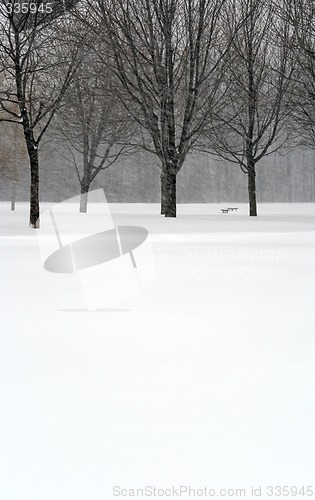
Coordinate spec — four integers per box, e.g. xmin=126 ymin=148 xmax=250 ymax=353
xmin=0 ymin=201 xmax=315 ymax=500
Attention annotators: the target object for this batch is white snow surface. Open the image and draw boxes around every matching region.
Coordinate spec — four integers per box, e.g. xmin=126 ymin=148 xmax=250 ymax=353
xmin=0 ymin=202 xmax=314 ymax=500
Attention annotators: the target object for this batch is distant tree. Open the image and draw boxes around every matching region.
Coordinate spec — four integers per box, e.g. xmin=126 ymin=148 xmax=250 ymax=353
xmin=0 ymin=0 xmax=82 ymax=227
xmin=0 ymin=138 xmax=17 ymax=210
xmin=84 ymin=0 xmax=235 ymax=217
xmin=278 ymin=0 xmax=315 ymax=148
xmin=54 ymin=55 xmax=137 ymax=212
xmin=0 ymin=122 xmax=27 ymax=210
xmin=199 ymin=0 xmax=294 ymax=216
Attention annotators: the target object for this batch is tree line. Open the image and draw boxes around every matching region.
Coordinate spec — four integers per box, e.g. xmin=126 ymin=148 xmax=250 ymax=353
xmin=0 ymin=0 xmax=314 ymax=226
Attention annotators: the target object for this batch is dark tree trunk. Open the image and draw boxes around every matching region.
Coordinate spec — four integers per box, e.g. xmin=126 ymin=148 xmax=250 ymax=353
xmin=28 ymin=146 xmax=40 ymax=228
xmin=247 ymin=164 xmax=257 ymax=216
xmin=21 ymin=111 xmax=40 ymax=227
xmin=11 ymin=182 xmax=16 ymax=211
xmin=164 ymin=170 xmax=177 ymax=217
xmin=80 ymin=177 xmax=91 ymax=213
xmin=160 ymin=170 xmax=167 ymax=215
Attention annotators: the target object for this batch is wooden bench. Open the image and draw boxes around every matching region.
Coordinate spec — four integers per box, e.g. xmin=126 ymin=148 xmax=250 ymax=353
xmin=221 ymin=209 xmax=230 ymax=213
xmin=227 ymin=207 xmax=238 ymax=211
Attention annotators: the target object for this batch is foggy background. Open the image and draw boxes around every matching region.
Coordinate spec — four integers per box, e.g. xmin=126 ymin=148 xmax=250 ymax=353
xmin=1 ymin=142 xmax=314 ymax=203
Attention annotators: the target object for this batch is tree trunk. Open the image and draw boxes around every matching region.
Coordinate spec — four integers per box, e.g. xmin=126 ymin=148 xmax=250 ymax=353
xmin=22 ymin=121 xmax=40 ymax=227
xmin=160 ymin=170 xmax=167 ymax=215
xmin=11 ymin=182 xmax=16 ymax=211
xmin=247 ymin=165 xmax=257 ymax=216
xmin=80 ymin=178 xmax=91 ymax=213
xmin=164 ymin=170 xmax=177 ymax=217
xmin=28 ymin=147 xmax=40 ymax=228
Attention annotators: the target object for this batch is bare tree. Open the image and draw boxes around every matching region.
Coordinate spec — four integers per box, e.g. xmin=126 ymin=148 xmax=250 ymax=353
xmin=0 ymin=0 xmax=82 ymax=227
xmin=199 ymin=0 xmax=294 ymax=216
xmin=0 ymin=133 xmax=18 ymax=209
xmin=54 ymin=55 xmax=137 ymax=212
xmin=0 ymin=122 xmax=28 ymax=209
xmin=83 ymin=0 xmax=234 ymax=217
xmin=278 ymin=0 xmax=315 ymax=149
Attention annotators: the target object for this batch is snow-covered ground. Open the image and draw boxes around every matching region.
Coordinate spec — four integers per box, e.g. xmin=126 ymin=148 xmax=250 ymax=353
xmin=0 ymin=202 xmax=315 ymax=500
